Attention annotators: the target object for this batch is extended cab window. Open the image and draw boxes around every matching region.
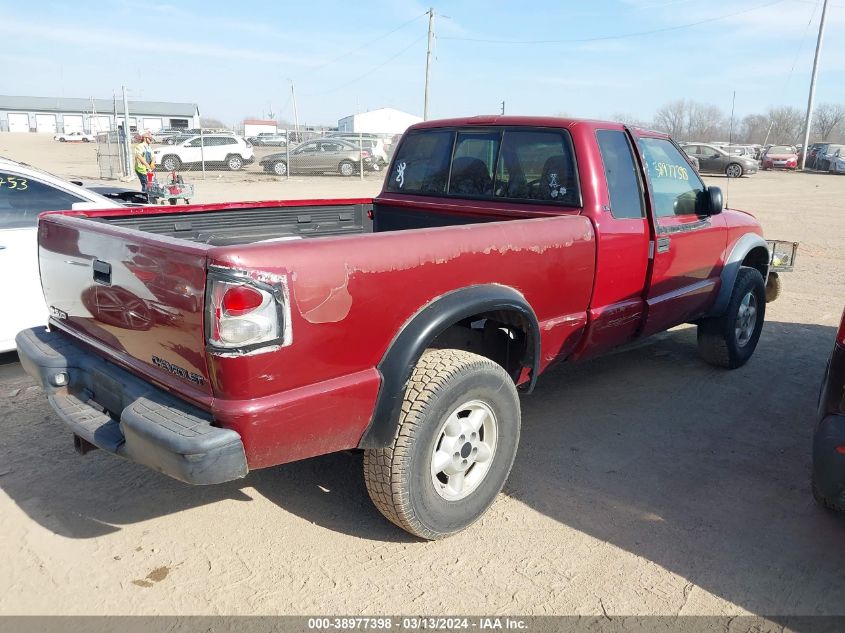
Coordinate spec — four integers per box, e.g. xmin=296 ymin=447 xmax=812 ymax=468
xmin=449 ymin=132 xmax=499 ymax=197
xmin=495 ymin=130 xmax=579 ymax=205
xmin=638 ymin=137 xmax=705 ymax=217
xmin=596 ymin=130 xmax=644 ymax=219
xmin=387 ymin=130 xmax=453 ymax=195
xmin=0 ymin=172 xmax=83 ymax=229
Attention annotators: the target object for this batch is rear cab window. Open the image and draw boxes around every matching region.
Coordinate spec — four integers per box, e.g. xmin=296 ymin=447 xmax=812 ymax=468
xmin=387 ymin=126 xmax=580 ymax=206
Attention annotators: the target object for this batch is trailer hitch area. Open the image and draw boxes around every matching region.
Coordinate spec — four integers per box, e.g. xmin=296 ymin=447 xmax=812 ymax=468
xmin=73 ymin=434 xmax=99 ymax=455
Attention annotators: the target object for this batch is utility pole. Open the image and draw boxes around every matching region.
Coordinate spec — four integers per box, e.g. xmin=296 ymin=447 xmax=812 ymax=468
xmin=801 ymin=0 xmax=828 ymax=170
xmin=423 ymin=7 xmax=435 ymax=120
xmin=122 ymin=85 xmax=131 ymax=177
xmin=291 ymin=81 xmax=300 ymax=142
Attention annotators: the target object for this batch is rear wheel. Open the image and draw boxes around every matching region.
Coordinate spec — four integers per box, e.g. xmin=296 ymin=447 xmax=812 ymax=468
xmin=227 ymin=155 xmax=243 ymax=171
xmin=161 ymin=155 xmax=181 ymax=172
xmin=59 ymin=138 xmax=66 ymax=143
xmin=363 ymin=349 xmax=521 ymax=540
xmin=726 ymin=163 xmax=743 ymax=178
xmin=339 ymin=160 xmax=355 ymax=177
xmin=697 ymin=267 xmax=766 ymax=369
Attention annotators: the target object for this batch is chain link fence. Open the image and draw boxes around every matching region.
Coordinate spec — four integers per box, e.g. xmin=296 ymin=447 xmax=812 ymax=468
xmin=144 ymin=128 xmax=396 ymax=185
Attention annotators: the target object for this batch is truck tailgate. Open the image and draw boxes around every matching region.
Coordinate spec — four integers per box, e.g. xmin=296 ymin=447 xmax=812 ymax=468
xmin=38 ymin=214 xmax=213 ymax=400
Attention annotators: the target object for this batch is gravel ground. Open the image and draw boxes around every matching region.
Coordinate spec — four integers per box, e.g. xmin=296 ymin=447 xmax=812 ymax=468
xmin=0 ymin=134 xmax=844 ymax=616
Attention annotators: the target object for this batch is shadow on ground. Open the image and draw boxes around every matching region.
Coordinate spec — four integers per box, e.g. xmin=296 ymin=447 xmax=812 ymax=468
xmin=2 ymin=320 xmax=844 ymax=610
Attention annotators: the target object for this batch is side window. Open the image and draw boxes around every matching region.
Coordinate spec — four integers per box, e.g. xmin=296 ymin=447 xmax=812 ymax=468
xmin=186 ymin=138 xmax=203 ymax=147
xmin=638 ymin=137 xmax=705 ymax=218
xmin=596 ymin=130 xmax=644 ymax=219
xmin=222 ymin=137 xmax=237 ymax=145
xmin=448 ymin=132 xmax=499 ymax=197
xmin=494 ymin=129 xmax=579 ymax=205
xmin=386 ymin=130 xmax=454 ymax=195
xmin=0 ymin=172 xmax=84 ymax=229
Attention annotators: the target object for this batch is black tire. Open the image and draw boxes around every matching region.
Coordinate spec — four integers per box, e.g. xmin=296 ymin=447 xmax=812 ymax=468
xmin=726 ymin=163 xmax=743 ymax=178
xmin=339 ymin=160 xmax=355 ymax=177
xmin=765 ymin=271 xmax=781 ymax=303
xmin=272 ymin=160 xmax=287 ymax=176
xmin=161 ymin=155 xmax=181 ymax=172
xmin=226 ymin=154 xmax=243 ymax=171
xmin=813 ymin=477 xmax=845 ymax=514
xmin=363 ymin=349 xmax=520 ymax=540
xmin=697 ymin=267 xmax=766 ymax=369
xmin=82 ymin=138 xmax=90 ymax=143
xmin=169 ymin=199 xmax=177 ymax=205
xmin=59 ymin=138 xmax=66 ymax=142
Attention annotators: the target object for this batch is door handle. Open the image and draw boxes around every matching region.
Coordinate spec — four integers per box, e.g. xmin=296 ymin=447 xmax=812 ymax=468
xmin=657 ymin=237 xmax=671 ymax=253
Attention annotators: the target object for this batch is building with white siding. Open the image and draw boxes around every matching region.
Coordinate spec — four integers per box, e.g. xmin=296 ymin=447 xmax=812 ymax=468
xmin=0 ymin=95 xmax=200 ymax=134
xmin=337 ymin=108 xmax=422 ymax=135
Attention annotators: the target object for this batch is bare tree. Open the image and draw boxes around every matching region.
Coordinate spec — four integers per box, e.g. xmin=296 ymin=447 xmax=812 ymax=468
xmin=200 ymin=117 xmax=227 ymax=129
xmin=812 ymin=103 xmax=845 ymax=141
xmin=610 ymin=112 xmax=651 ymax=128
xmin=653 ymin=99 xmax=687 ymax=139
xmin=738 ymin=114 xmax=770 ymax=145
xmin=686 ymin=102 xmax=727 ymax=142
xmin=767 ymin=106 xmax=804 ymax=145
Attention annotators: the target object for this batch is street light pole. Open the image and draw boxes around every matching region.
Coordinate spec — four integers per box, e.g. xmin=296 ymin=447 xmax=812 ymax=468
xmin=800 ymin=0 xmax=829 ymax=170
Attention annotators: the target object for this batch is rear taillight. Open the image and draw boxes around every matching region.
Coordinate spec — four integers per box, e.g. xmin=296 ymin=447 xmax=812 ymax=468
xmin=837 ymin=309 xmax=845 ymax=346
xmin=206 ymin=273 xmax=288 ymax=350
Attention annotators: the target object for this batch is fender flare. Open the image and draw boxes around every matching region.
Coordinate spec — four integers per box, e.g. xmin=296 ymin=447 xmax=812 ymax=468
xmin=357 ymin=284 xmax=540 ymax=449
xmin=708 ymin=233 xmax=770 ymax=317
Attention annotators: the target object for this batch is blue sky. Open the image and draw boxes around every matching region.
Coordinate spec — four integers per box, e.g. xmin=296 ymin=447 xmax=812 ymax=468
xmin=1 ymin=0 xmax=843 ymax=126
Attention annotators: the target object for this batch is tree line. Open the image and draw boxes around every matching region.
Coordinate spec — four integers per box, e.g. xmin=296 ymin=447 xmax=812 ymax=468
xmin=613 ymin=100 xmax=845 ymax=145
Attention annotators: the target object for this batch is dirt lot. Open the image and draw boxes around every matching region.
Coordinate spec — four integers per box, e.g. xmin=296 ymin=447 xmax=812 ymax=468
xmin=1 ymin=134 xmax=844 ymax=616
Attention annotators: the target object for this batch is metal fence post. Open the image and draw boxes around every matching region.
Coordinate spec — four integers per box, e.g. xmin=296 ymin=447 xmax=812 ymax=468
xmin=286 ymin=130 xmax=291 ymax=180
xmin=359 ymin=131 xmax=364 ymax=182
xmin=200 ymin=127 xmax=206 ymax=179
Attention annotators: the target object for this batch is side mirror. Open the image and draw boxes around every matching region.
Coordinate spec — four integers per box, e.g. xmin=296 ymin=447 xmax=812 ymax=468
xmin=705 ymin=186 xmax=723 ymax=215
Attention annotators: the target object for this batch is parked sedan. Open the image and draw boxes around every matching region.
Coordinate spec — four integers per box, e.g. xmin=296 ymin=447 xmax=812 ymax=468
xmin=259 ymin=138 xmax=373 ymax=176
xmin=813 ymin=308 xmax=845 ymax=514
xmin=761 ymin=146 xmax=799 ymax=170
xmin=54 ymin=131 xmax=95 ymax=143
xmin=680 ymin=143 xmax=758 ymax=178
xmin=249 ymin=133 xmax=288 ymax=147
xmin=828 ymin=148 xmax=845 ymax=174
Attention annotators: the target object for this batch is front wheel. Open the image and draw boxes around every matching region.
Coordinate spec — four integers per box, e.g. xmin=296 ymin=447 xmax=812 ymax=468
xmin=726 ymin=163 xmax=743 ymax=178
xmin=272 ymin=160 xmax=287 ymax=176
xmin=363 ymin=349 xmax=521 ymax=540
xmin=697 ymin=267 xmax=766 ymax=369
xmin=339 ymin=160 xmax=355 ymax=177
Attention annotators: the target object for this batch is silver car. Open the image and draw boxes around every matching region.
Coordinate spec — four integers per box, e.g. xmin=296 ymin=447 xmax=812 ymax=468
xmin=681 ymin=143 xmax=759 ymax=178
xmin=259 ymin=139 xmax=373 ymax=176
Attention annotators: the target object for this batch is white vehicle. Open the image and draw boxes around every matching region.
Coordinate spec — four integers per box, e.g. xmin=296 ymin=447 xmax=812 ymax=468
xmin=152 ymin=135 xmax=254 ymax=172
xmin=0 ymin=158 xmax=120 ymax=352
xmin=54 ymin=131 xmax=96 ymax=143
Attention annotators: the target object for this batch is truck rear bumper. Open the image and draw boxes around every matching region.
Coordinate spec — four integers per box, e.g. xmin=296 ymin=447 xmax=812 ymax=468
xmin=16 ymin=327 xmax=248 ymax=485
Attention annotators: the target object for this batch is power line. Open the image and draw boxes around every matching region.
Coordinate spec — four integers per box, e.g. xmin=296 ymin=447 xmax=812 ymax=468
xmin=308 ymin=12 xmax=426 ymax=74
xmin=302 ymin=33 xmax=427 ymax=97
xmin=439 ymin=0 xmax=787 ymax=45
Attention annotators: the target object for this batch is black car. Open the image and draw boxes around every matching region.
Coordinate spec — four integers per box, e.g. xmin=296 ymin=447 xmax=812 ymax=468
xmin=813 ymin=308 xmax=845 ymax=513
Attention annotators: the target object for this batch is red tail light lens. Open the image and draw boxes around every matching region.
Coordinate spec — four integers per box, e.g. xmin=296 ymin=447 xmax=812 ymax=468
xmin=222 ymin=285 xmax=263 ymax=316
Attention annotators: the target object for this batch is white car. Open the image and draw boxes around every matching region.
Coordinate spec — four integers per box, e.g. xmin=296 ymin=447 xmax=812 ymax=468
xmin=0 ymin=157 xmax=120 ymax=352
xmin=54 ymin=131 xmax=96 ymax=143
xmin=152 ymin=135 xmax=254 ymax=172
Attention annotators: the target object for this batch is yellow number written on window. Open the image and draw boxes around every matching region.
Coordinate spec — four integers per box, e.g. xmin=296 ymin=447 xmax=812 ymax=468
xmin=0 ymin=176 xmax=29 ymax=191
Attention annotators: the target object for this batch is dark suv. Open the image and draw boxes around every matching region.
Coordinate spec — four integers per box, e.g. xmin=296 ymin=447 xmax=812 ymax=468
xmin=813 ymin=308 xmax=845 ymax=513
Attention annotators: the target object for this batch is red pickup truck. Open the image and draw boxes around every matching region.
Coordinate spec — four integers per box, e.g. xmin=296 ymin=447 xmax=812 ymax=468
xmin=17 ymin=116 xmax=795 ymax=539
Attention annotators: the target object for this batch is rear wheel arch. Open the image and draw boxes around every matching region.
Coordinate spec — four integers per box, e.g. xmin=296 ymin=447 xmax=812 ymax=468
xmin=358 ymin=285 xmax=540 ymax=449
